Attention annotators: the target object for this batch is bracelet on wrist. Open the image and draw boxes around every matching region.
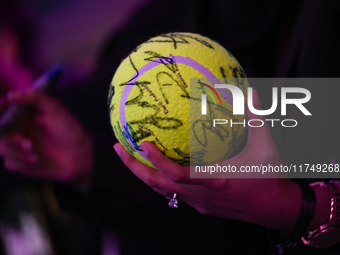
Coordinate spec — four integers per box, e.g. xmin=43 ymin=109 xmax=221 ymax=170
xmin=302 ymin=180 xmax=340 ymax=248
xmin=282 ymin=181 xmax=316 ymax=253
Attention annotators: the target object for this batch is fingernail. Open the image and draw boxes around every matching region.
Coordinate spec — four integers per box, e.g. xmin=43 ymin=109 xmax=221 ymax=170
xmin=141 ymin=142 xmax=149 ymax=156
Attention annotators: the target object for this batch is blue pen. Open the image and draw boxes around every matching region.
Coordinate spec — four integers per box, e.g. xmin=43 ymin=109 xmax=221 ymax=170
xmin=0 ymin=63 xmax=63 ymax=136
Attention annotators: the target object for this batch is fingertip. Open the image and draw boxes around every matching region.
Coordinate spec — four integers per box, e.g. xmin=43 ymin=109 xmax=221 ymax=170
xmin=140 ymin=141 xmax=154 ymax=157
xmin=113 ymin=142 xmax=120 ymax=150
xmin=113 ymin=143 xmax=124 ymax=157
xmin=114 ymin=143 xmax=136 ymax=165
xmin=140 ymin=142 xmax=182 ymax=174
xmin=141 ymin=142 xmax=168 ymax=164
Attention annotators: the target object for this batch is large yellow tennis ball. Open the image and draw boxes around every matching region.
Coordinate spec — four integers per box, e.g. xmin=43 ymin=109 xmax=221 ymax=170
xmin=108 ymin=32 xmax=248 ymax=168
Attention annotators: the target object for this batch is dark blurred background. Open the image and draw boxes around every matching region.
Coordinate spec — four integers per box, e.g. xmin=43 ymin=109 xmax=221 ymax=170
xmin=28 ymin=0 xmax=151 ymax=73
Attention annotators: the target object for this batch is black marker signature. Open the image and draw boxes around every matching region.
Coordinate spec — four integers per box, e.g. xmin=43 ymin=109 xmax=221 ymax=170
xmin=144 ymin=33 xmax=215 ymax=50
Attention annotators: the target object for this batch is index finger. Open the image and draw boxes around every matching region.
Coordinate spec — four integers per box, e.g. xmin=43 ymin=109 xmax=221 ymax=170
xmin=113 ymin=142 xmax=180 ymax=194
xmin=140 ymin=141 xmax=216 ymax=187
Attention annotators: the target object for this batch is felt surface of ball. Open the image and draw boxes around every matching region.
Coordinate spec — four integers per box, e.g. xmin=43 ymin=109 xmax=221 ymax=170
xmin=108 ymin=32 xmax=248 ymax=168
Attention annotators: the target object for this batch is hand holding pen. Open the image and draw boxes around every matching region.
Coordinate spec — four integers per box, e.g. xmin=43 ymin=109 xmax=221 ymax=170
xmin=0 ymin=63 xmax=63 ymax=136
xmin=0 ymin=64 xmax=94 ymax=186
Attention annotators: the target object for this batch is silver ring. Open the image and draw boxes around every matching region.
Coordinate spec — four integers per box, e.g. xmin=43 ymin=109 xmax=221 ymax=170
xmin=166 ymin=192 xmax=178 ymax=208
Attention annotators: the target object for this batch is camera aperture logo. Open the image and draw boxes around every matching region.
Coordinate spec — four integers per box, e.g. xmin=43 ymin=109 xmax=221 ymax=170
xmin=196 ymin=81 xmax=223 ymax=114
xmin=198 ymin=84 xmax=312 ymax=127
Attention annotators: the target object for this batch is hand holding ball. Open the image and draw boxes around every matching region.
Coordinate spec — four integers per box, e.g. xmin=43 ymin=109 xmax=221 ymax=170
xmin=109 ymin=32 xmax=248 ymax=168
